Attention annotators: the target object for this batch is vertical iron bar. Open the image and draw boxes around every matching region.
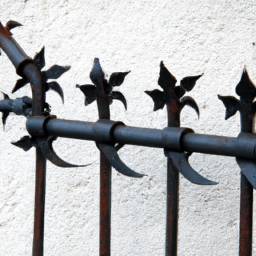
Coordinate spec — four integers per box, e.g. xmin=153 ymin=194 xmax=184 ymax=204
xmin=100 ymin=152 xmax=112 ymax=256
xmin=33 ymin=148 xmax=47 ymax=256
xmin=97 ymin=95 xmax=111 ymax=256
xmin=165 ymin=98 xmax=180 ymax=256
xmin=239 ymin=106 xmax=253 ymax=256
xmin=0 ymin=25 xmax=46 ymax=255
xmin=166 ymin=159 xmax=179 ymax=255
xmin=22 ymin=63 xmax=46 ymax=256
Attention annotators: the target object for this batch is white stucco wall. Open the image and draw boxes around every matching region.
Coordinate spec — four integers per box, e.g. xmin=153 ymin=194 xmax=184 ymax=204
xmin=1 ymin=0 xmax=256 ymax=255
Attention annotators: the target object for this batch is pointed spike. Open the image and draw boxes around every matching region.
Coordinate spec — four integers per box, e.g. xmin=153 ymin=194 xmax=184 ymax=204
xmin=33 ymin=46 xmax=45 ymax=70
xmin=12 ymin=78 xmax=29 ymax=93
xmin=76 ymin=84 xmax=96 ymax=105
xmin=158 ymin=61 xmax=177 ymax=90
xmin=218 ymin=95 xmax=240 ymax=120
xmin=109 ymin=71 xmax=130 ymax=87
xmin=2 ymin=111 xmax=9 ymax=130
xmin=1 ymin=92 xmax=10 ymax=130
xmin=145 ymin=89 xmax=165 ymax=111
xmin=11 ymin=136 xmax=33 ymax=151
xmin=180 ymin=74 xmax=203 ymax=92
xmin=45 ymin=65 xmax=71 ymax=80
xmin=89 ymin=58 xmax=105 ymax=89
xmin=236 ymin=68 xmax=256 ymax=102
xmin=2 ymin=92 xmax=10 ymax=100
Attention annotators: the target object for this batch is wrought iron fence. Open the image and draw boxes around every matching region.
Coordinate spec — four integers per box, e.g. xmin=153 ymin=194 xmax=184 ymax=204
xmin=0 ymin=20 xmax=255 ymax=256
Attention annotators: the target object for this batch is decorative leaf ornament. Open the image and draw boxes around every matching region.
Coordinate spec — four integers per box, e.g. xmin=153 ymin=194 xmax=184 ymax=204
xmin=76 ymin=58 xmax=130 ymax=110
xmin=218 ymin=68 xmax=256 ymax=120
xmin=12 ymin=47 xmax=70 ymax=103
xmin=145 ymin=61 xmax=202 ymax=118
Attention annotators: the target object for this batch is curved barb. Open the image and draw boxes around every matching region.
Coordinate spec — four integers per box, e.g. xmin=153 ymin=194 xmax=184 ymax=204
xmin=98 ymin=143 xmax=144 ymax=178
xmin=166 ymin=151 xmax=217 ymax=185
xmin=5 ymin=20 xmax=22 ymax=33
xmin=0 ymin=20 xmax=22 ymax=55
xmin=12 ymin=135 xmax=89 ymax=168
xmin=38 ymin=136 xmax=89 ymax=168
xmin=109 ymin=91 xmax=127 ymax=110
xmin=180 ymin=96 xmax=200 ymax=118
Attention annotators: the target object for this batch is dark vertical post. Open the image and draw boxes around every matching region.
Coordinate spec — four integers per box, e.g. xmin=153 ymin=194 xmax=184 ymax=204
xmin=22 ymin=63 xmax=46 ymax=256
xmin=165 ymin=98 xmax=180 ymax=256
xmin=97 ymin=95 xmax=111 ymax=256
xmin=239 ymin=106 xmax=253 ymax=256
xmin=166 ymin=159 xmax=179 ymax=255
xmin=33 ymin=148 xmax=47 ymax=256
xmin=0 ymin=24 xmax=46 ymax=255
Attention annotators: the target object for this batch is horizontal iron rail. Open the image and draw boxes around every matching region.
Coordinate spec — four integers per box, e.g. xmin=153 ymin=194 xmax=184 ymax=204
xmin=26 ymin=117 xmax=256 ymax=159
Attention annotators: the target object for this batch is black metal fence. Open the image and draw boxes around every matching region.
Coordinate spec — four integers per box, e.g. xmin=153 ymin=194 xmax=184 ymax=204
xmin=0 ymin=21 xmax=255 ymax=256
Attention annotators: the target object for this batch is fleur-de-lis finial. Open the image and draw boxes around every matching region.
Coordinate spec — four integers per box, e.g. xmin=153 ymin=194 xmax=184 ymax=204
xmin=145 ymin=61 xmax=202 ymax=124
xmin=12 ymin=47 xmax=70 ymax=103
xmin=76 ymin=58 xmax=130 ymax=109
xmin=218 ymin=68 xmax=256 ymax=120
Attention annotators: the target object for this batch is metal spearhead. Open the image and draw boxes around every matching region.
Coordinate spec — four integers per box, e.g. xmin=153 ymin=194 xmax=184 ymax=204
xmin=219 ymin=68 xmax=256 ymax=189
xmin=77 ymin=58 xmax=129 ymax=109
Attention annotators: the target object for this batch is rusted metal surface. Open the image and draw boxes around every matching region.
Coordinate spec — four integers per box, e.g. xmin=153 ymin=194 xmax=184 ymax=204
xmin=218 ymin=68 xmax=256 ymax=256
xmin=13 ymin=47 xmax=69 ymax=103
xmin=145 ymin=61 xmax=216 ymax=256
xmin=0 ymin=21 xmax=70 ymax=256
xmin=33 ymin=148 xmax=46 ymax=256
xmin=76 ymin=58 xmax=142 ymax=255
xmin=1 ymin=21 xmax=256 ymax=256
xmin=0 ymin=22 xmax=45 ymax=256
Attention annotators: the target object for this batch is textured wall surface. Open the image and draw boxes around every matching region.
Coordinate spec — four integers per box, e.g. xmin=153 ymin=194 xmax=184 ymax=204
xmin=0 ymin=0 xmax=256 ymax=255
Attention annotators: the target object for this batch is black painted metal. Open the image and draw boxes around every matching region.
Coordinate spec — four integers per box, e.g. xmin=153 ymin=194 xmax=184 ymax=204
xmin=1 ymin=20 xmax=256 ymax=256
xmin=25 ymin=117 xmax=256 ymax=160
